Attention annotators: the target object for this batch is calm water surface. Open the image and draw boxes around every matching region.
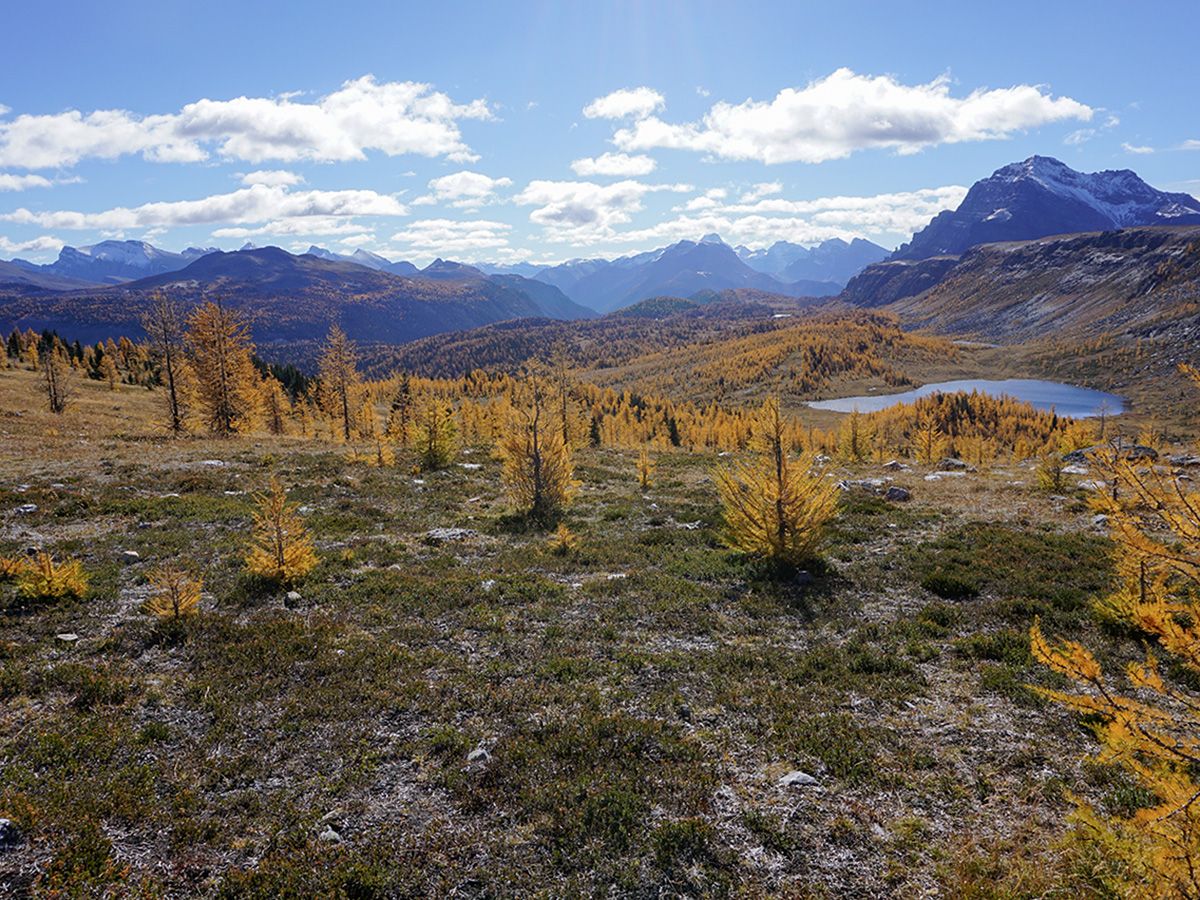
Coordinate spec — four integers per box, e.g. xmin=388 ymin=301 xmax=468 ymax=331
xmin=806 ymin=378 xmax=1125 ymax=418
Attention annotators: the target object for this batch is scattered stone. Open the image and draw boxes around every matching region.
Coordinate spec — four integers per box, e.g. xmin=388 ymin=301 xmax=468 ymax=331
xmin=137 ymin=522 xmax=152 ymax=530
xmin=318 ymin=826 xmax=342 ymax=843
xmin=459 ymin=463 xmax=482 ymax=470
xmin=881 ymin=459 xmax=910 ymax=471
xmin=467 ymin=746 xmax=491 ymax=765
xmin=121 ymin=550 xmax=141 ymax=562
xmin=481 ymin=579 xmax=496 ymax=592
xmin=56 ymin=633 xmax=78 ymax=643
xmin=678 ymin=704 xmax=693 ymax=722
xmin=606 ymin=573 xmax=627 ymax=581
xmin=779 ymin=770 xmax=820 ymax=789
xmin=285 ymin=590 xmax=302 ymax=605
xmin=936 ymin=458 xmax=973 ymax=471
xmin=199 ymin=459 xmax=227 ymax=467
xmin=923 ymin=474 xmax=942 ymax=482
xmin=424 ymin=527 xmax=480 ymax=544
xmin=676 ymin=520 xmax=702 ymax=530
xmin=1065 ymin=442 xmax=1158 ymax=464
xmin=1061 ymin=464 xmax=1089 ymax=476
xmin=1079 ymin=479 xmax=1108 ymax=491
xmin=0 ymin=818 xmax=21 ymax=851
xmin=1169 ymin=454 xmax=1200 ymax=468
xmin=884 ymin=486 xmax=911 ymax=502
xmin=14 ymin=503 xmax=37 ymax=514
xmin=1091 ymin=514 xmax=1109 ymax=528
xmin=836 ymin=478 xmax=887 ymax=493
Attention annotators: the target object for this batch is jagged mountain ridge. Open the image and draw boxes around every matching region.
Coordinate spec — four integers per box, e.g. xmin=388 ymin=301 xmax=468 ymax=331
xmin=0 ymin=246 xmax=594 ymax=346
xmin=894 ymin=156 xmax=1200 ymax=260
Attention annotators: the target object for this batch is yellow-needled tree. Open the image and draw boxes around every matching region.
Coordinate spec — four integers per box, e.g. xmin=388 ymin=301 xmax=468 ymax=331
xmin=186 ymin=300 xmax=261 ymax=435
xmin=245 ymin=478 xmax=318 ymax=584
xmin=717 ymin=396 xmax=838 ymax=569
xmin=498 ymin=365 xmax=577 ymax=525
xmin=1032 ymin=364 xmax=1200 ymax=897
xmin=317 ymin=325 xmax=362 ymax=442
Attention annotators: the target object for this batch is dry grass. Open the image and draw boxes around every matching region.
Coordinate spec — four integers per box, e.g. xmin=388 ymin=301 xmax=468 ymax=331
xmin=0 ymin=364 xmax=1167 ymax=896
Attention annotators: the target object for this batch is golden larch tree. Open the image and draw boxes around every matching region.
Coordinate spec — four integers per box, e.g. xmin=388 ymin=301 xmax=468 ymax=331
xmin=245 ymin=478 xmax=318 ymax=584
xmin=716 ymin=396 xmax=839 ymax=568
xmin=498 ymin=367 xmax=577 ymax=524
xmin=317 ymin=325 xmax=362 ymax=442
xmin=1031 ymin=364 xmax=1200 ymax=897
xmin=186 ymin=300 xmax=261 ymax=435
xmin=145 ymin=564 xmax=202 ymax=620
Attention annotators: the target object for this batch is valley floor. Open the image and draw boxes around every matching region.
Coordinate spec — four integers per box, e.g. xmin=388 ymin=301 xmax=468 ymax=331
xmin=0 ymin=368 xmax=1160 ymax=896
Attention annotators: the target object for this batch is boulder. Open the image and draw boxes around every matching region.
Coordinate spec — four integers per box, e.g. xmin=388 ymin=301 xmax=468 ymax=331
xmin=779 ymin=770 xmax=820 ymax=789
xmin=884 ymin=486 xmax=911 ymax=502
xmin=0 ymin=818 xmax=21 ymax=851
xmin=424 ymin=527 xmax=480 ymax=544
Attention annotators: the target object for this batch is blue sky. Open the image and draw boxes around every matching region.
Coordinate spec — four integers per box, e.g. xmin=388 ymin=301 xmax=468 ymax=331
xmin=1 ymin=0 xmax=1197 ymax=265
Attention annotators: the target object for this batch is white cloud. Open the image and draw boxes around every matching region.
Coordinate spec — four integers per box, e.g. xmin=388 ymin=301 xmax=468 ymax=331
xmin=389 ymin=218 xmax=513 ymax=255
xmin=1181 ymin=140 xmax=1200 ymax=151
xmin=4 ymin=183 xmax=408 ymax=231
xmin=0 ymin=234 xmax=64 ymax=255
xmin=0 ymin=173 xmax=54 ymax=191
xmin=739 ymin=182 xmax=782 ymax=202
xmin=678 ymin=187 xmax=728 ymax=212
xmin=0 ymin=76 xmax=492 ymax=169
xmin=1064 ymin=128 xmax=1096 ymax=146
xmin=570 ymin=152 xmax=657 ymax=176
xmin=414 ymin=170 xmax=512 ymax=208
xmin=211 ymin=217 xmax=375 ymax=240
xmin=612 ymin=68 xmax=1092 ymax=164
xmin=565 ymin=185 xmax=968 ymax=250
xmin=583 ymin=87 xmax=665 ymax=120
xmin=240 ymin=169 xmax=305 ymax=187
xmin=514 ymin=179 xmax=691 ymax=241
xmin=1121 ymin=142 xmax=1155 ymax=155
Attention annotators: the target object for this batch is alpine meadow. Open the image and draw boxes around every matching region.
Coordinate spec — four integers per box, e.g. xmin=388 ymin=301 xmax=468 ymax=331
xmin=3 ymin=3 xmax=1200 ymax=896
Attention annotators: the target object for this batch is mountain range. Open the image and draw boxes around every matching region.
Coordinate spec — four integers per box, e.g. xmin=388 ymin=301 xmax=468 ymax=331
xmin=0 ymin=247 xmax=593 ymax=346
xmin=894 ymin=155 xmax=1200 ymax=259
xmin=2 ymin=155 xmax=1198 ymax=358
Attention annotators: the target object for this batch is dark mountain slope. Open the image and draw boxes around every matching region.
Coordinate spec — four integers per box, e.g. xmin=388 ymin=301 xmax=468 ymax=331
xmin=895 ymin=156 xmax=1200 ymax=260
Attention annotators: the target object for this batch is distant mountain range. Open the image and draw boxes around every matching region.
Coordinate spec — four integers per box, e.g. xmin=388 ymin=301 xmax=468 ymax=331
xmin=9 ymin=240 xmax=218 ymax=286
xmin=0 ymin=247 xmax=593 ymax=346
xmin=525 ymin=234 xmax=844 ymax=313
xmin=2 ymin=233 xmax=877 ymax=316
xmin=3 ymin=155 xmax=1198 ymax=358
xmin=894 ymin=156 xmax=1200 ymax=260
xmin=736 ymin=237 xmax=889 ymax=283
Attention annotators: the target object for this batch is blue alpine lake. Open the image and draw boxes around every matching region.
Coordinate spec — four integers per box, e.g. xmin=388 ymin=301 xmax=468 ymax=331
xmin=806 ymin=378 xmax=1126 ymax=418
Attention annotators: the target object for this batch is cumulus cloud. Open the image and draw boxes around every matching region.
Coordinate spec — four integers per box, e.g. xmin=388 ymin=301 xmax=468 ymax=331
xmin=240 ymin=169 xmax=305 ymax=187
xmin=0 ymin=76 xmax=492 ymax=169
xmin=4 ymin=183 xmax=407 ymax=231
xmin=570 ymin=152 xmax=657 ymax=176
xmin=583 ymin=87 xmax=665 ymax=120
xmin=514 ymin=179 xmax=691 ymax=241
xmin=414 ymin=170 xmax=512 ymax=208
xmin=739 ymin=182 xmax=782 ymax=203
xmin=611 ymin=68 xmax=1092 ymax=164
xmin=0 ymin=234 xmax=64 ymax=255
xmin=0 ymin=173 xmax=55 ymax=191
xmin=567 ymin=185 xmax=968 ymax=250
xmin=389 ymin=218 xmax=513 ymax=255
xmin=678 ymin=187 xmax=728 ymax=212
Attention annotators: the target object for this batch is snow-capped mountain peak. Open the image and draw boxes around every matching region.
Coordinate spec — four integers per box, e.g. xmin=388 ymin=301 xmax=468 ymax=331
xmin=895 ymin=156 xmax=1200 ymax=259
